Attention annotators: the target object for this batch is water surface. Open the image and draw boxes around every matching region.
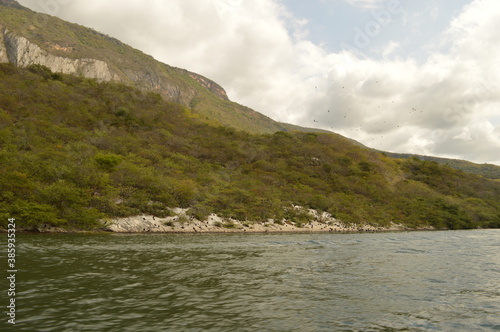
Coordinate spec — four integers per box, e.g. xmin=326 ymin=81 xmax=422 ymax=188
xmin=3 ymin=230 xmax=500 ymax=331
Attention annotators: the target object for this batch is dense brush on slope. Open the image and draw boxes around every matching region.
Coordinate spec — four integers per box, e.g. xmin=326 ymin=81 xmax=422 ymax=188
xmin=1 ymin=0 xmax=497 ymax=179
xmin=385 ymin=153 xmax=500 ymax=180
xmin=0 ymin=64 xmax=498 ymax=230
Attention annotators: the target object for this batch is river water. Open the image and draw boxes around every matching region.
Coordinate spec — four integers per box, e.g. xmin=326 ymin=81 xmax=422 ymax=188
xmin=3 ymin=230 xmax=500 ymax=331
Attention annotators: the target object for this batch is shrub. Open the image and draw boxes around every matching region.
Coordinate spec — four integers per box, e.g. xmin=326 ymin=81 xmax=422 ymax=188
xmin=1 ymin=200 xmax=64 ymax=228
xmin=222 ymin=221 xmax=237 ymax=229
xmin=188 ymin=204 xmax=211 ymax=221
xmin=164 ymin=220 xmax=175 ymax=227
xmin=94 ymin=153 xmax=123 ymax=172
xmin=177 ymin=214 xmax=189 ymax=224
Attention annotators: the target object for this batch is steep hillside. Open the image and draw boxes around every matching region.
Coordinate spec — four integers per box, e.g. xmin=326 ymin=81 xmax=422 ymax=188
xmin=386 ymin=153 xmax=500 ymax=180
xmin=0 ymin=0 xmax=294 ymax=133
xmin=0 ymin=64 xmax=498 ymax=230
xmin=3 ymin=0 xmax=496 ymax=178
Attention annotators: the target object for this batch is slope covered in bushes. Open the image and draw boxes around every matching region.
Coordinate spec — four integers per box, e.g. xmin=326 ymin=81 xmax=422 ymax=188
xmin=0 ymin=64 xmax=498 ymax=230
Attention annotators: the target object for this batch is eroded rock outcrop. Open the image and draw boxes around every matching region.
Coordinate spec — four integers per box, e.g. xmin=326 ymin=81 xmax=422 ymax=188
xmin=0 ymin=26 xmax=227 ymax=105
xmin=0 ymin=28 xmax=9 ymax=63
xmin=189 ymin=72 xmax=229 ymax=100
xmin=0 ymin=27 xmax=115 ymax=81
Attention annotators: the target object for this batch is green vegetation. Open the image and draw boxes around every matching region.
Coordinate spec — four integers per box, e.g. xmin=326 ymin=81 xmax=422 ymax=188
xmin=386 ymin=153 xmax=500 ymax=180
xmin=0 ymin=64 xmax=498 ymax=230
xmin=2 ymin=1 xmax=495 ymax=180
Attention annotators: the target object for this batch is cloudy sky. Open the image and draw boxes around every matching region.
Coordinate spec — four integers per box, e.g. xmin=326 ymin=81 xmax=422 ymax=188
xmin=18 ymin=0 xmax=500 ymax=165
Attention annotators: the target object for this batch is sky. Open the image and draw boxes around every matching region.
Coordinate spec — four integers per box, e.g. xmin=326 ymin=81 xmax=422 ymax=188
xmin=17 ymin=0 xmax=500 ymax=165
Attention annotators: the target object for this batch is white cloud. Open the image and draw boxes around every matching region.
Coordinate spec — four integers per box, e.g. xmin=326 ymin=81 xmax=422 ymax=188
xmin=381 ymin=41 xmax=400 ymax=58
xmin=17 ymin=0 xmax=500 ymax=165
xmin=295 ymin=0 xmax=500 ymax=164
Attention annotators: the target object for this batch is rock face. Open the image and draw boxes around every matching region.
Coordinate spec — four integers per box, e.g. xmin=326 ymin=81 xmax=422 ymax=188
xmin=0 ymin=27 xmax=115 ymax=81
xmin=189 ymin=72 xmax=229 ymax=100
xmin=0 ymin=25 xmax=229 ymax=104
xmin=121 ymin=67 xmax=193 ymax=104
xmin=0 ymin=31 xmax=7 ymax=63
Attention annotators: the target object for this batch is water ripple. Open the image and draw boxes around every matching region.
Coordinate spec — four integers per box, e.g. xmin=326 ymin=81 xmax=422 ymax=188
xmin=7 ymin=230 xmax=500 ymax=331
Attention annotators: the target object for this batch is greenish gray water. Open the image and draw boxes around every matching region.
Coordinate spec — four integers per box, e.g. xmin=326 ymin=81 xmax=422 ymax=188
xmin=2 ymin=230 xmax=500 ymax=331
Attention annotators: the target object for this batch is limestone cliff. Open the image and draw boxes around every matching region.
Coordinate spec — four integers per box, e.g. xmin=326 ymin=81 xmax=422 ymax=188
xmin=0 ymin=24 xmax=230 ymax=105
xmin=120 ymin=66 xmax=193 ymax=105
xmin=188 ymin=72 xmax=229 ymax=100
xmin=0 ymin=28 xmax=7 ymax=63
xmin=0 ymin=27 xmax=116 ymax=81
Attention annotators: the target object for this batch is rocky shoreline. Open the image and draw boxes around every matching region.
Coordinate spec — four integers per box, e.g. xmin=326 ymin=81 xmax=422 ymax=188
xmin=2 ymin=208 xmax=436 ymax=234
xmin=63 ymin=209 xmax=436 ymax=233
xmin=102 ymin=213 xmax=408 ymax=234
